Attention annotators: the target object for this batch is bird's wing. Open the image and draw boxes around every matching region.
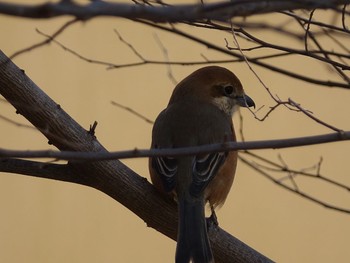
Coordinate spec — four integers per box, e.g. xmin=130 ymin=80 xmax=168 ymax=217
xmin=190 ymin=151 xmax=227 ymax=197
xmin=151 ymin=155 xmax=177 ymax=193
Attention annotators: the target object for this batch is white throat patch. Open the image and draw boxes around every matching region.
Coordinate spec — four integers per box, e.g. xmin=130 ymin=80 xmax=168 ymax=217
xmin=212 ymin=97 xmax=235 ymax=116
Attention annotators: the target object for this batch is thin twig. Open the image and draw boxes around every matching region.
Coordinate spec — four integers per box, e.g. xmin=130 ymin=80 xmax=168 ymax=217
xmin=288 ymin=98 xmax=343 ymax=132
xmin=111 ymin=100 xmax=154 ymax=124
xmin=239 ymin=154 xmax=350 ymax=214
xmin=10 ymin=18 xmax=78 ymax=60
xmin=294 ymin=10 xmax=350 ymax=83
xmin=0 ymin=114 xmax=35 ymax=129
xmin=304 ymin=9 xmax=315 ymax=52
xmin=342 ymin=4 xmax=349 ymax=30
xmin=153 ymin=32 xmax=177 ymax=85
xmin=114 ymin=29 xmax=145 ymax=61
xmin=0 ymin=131 xmax=350 ymax=161
xmin=242 ymin=151 xmax=350 ymax=191
xmin=137 ymin=20 xmax=350 ymax=88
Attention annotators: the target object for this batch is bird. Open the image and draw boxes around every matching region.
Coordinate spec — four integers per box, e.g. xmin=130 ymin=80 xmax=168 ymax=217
xmin=149 ymin=66 xmax=255 ymax=263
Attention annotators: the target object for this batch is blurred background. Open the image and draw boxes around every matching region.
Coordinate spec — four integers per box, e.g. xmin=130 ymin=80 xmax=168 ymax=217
xmin=1 ymin=1 xmax=350 ymax=262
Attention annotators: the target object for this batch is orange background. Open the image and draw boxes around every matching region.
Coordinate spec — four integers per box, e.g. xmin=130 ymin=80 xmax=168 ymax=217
xmin=1 ymin=2 xmax=350 ymax=263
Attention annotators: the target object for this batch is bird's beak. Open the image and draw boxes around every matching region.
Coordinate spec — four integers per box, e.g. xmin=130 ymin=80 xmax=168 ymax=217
xmin=237 ymin=94 xmax=255 ymax=108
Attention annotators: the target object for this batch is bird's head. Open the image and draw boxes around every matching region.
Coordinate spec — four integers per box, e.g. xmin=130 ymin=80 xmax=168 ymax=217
xmin=169 ymin=66 xmax=255 ymax=116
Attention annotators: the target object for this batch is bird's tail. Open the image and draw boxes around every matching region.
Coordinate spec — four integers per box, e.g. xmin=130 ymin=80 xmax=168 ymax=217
xmin=176 ymin=197 xmax=214 ymax=263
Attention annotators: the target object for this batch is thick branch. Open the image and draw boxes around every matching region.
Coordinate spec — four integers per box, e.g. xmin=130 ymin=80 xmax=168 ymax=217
xmin=0 ymin=50 xmax=272 ymax=262
xmin=0 ymin=158 xmax=81 ymax=184
xmin=0 ymin=0 xmax=349 ymax=21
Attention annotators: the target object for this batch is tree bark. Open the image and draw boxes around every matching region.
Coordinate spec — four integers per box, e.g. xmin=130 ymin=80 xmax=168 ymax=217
xmin=0 ymin=1 xmax=349 ymax=21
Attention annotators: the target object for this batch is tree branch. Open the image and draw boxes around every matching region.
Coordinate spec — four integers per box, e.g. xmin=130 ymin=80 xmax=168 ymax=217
xmin=135 ymin=20 xmax=350 ymax=89
xmin=20 ymin=16 xmax=349 ymax=89
xmin=9 ymin=18 xmax=79 ymax=60
xmin=0 ymin=158 xmax=82 ymax=184
xmin=0 ymin=0 xmax=349 ymax=21
xmin=0 ymin=50 xmax=272 ymax=262
xmin=0 ymin=131 xmax=349 ymax=161
xmin=239 ymin=151 xmax=350 ymax=214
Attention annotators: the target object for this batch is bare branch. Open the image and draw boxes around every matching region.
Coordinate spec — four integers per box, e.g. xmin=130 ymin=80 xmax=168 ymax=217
xmin=136 ymin=20 xmax=350 ymax=89
xmin=281 ymin=10 xmax=350 ymax=34
xmin=342 ymin=4 xmax=349 ymax=30
xmin=235 ymin=28 xmax=350 ymax=72
xmin=111 ymin=100 xmax=154 ymax=124
xmin=36 ymin=29 xmax=119 ymax=68
xmin=0 ymin=131 xmax=349 ymax=161
xmin=10 ymin=18 xmax=78 ymax=60
xmin=288 ymin=99 xmax=343 ymax=132
xmin=29 ymin=17 xmax=349 ymax=90
xmin=153 ymin=33 xmax=178 ymax=84
xmin=0 ymin=158 xmax=82 ymax=184
xmin=0 ymin=1 xmax=349 ymax=21
xmin=291 ymin=10 xmax=350 ymax=83
xmin=114 ymin=29 xmax=145 ymax=61
xmin=239 ymin=151 xmax=350 ymax=214
xmin=244 ymin=151 xmax=350 ymax=191
xmin=0 ymin=113 xmax=35 ymax=130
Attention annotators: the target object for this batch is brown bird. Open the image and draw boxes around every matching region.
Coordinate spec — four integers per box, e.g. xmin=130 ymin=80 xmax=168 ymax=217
xmin=149 ymin=66 xmax=255 ymax=263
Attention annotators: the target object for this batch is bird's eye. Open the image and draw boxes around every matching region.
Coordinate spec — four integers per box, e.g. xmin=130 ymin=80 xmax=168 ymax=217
xmin=223 ymin=85 xmax=234 ymax=96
